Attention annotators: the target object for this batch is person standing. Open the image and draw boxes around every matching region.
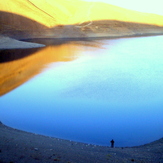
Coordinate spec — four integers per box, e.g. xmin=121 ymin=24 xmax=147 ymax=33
xmin=110 ymin=139 xmax=114 ymax=148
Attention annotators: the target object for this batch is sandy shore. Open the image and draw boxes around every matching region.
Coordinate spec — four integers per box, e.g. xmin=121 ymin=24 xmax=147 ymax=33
xmin=0 ymin=122 xmax=162 ymax=163
xmin=0 ymin=36 xmax=45 ymax=50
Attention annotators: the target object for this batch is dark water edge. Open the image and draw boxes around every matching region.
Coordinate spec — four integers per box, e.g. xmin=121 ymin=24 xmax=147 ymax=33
xmin=20 ymin=32 xmax=163 ymax=45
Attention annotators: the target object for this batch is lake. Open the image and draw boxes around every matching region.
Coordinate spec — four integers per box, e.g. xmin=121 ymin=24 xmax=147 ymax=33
xmin=0 ymin=36 xmax=163 ymax=147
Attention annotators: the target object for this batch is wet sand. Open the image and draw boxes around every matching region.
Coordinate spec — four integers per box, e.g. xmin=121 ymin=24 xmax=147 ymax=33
xmin=0 ymin=122 xmax=162 ymax=163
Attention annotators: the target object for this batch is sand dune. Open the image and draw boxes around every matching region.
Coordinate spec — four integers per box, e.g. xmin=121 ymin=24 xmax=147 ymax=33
xmin=0 ymin=0 xmax=163 ymax=39
xmin=1 ymin=0 xmax=163 ymax=27
xmin=0 ymin=0 xmax=83 ymax=27
xmin=70 ymin=1 xmax=163 ymax=26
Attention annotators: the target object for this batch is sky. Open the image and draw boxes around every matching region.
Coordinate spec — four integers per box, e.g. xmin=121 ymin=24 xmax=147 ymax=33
xmin=83 ymin=0 xmax=163 ymax=16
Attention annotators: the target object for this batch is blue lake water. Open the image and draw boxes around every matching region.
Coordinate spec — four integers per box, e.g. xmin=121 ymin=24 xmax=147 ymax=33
xmin=0 ymin=36 xmax=163 ymax=147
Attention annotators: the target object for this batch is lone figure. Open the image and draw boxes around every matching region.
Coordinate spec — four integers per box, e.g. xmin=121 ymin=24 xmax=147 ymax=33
xmin=110 ymin=139 xmax=114 ymax=148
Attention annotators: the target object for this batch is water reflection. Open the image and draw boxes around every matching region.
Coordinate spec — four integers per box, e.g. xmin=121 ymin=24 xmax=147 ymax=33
xmin=0 ymin=36 xmax=163 ymax=147
xmin=0 ymin=42 xmax=96 ymax=96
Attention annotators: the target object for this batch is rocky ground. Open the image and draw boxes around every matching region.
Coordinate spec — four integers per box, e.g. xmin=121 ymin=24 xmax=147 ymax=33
xmin=0 ymin=122 xmax=163 ymax=163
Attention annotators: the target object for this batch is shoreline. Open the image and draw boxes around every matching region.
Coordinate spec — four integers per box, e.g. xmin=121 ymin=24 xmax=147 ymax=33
xmin=0 ymin=36 xmax=45 ymax=50
xmin=0 ymin=33 xmax=163 ymax=50
xmin=21 ymin=32 xmax=163 ymax=45
xmin=0 ymin=122 xmax=162 ymax=163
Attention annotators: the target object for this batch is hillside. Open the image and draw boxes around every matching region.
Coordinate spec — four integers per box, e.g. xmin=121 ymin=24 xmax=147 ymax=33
xmin=0 ymin=0 xmax=163 ymax=39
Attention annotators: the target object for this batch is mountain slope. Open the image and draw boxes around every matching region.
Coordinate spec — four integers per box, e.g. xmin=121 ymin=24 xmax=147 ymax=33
xmin=0 ymin=0 xmax=163 ymax=39
xmin=71 ymin=2 xmax=163 ymax=26
xmin=0 ymin=0 xmax=84 ymax=27
xmin=1 ymin=0 xmax=163 ymax=27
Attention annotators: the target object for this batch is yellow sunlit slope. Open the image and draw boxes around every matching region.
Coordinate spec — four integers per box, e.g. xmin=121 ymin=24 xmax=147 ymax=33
xmin=0 ymin=0 xmax=84 ymax=27
xmin=0 ymin=0 xmax=57 ymax=27
xmin=71 ymin=2 xmax=163 ymax=26
xmin=1 ymin=0 xmax=163 ymax=28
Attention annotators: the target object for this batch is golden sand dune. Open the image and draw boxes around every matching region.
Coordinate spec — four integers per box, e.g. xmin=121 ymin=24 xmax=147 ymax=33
xmin=0 ymin=0 xmax=163 ymax=39
xmin=0 ymin=0 xmax=57 ymax=27
xmin=0 ymin=0 xmax=83 ymax=27
xmin=71 ymin=2 xmax=163 ymax=26
xmin=1 ymin=0 xmax=163 ymax=27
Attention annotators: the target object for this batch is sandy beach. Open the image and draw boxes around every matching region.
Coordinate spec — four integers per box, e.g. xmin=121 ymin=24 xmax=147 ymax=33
xmin=0 ymin=122 xmax=162 ymax=163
